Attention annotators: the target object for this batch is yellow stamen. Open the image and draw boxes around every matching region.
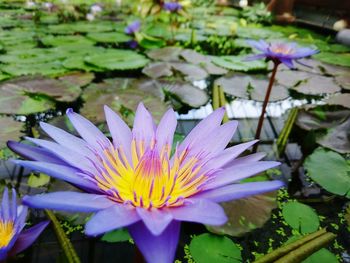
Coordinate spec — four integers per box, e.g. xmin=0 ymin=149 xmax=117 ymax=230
xmin=0 ymin=220 xmax=15 ymax=248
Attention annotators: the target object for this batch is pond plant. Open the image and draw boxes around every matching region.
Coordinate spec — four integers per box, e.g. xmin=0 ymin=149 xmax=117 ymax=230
xmin=9 ymin=104 xmax=283 ymax=262
xmin=0 ymin=0 xmax=349 ymax=262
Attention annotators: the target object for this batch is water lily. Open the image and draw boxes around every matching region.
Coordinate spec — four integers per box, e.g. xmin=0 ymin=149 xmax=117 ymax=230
xmin=9 ymin=104 xmax=284 ymax=263
xmin=247 ymin=40 xmax=319 ymax=68
xmin=124 ymin=20 xmax=141 ymax=35
xmin=0 ymin=188 xmax=49 ymax=261
xmin=163 ymin=2 xmax=182 ymax=12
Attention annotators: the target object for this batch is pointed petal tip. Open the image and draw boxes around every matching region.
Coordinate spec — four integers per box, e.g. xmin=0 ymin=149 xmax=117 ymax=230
xmin=66 ymin=108 xmax=74 ymax=115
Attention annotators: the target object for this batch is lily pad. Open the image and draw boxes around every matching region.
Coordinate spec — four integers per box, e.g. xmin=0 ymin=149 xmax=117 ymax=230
xmin=0 ymin=117 xmax=24 ymax=148
xmin=317 ymin=117 xmax=350 ymax=154
xmin=170 ymin=62 xmax=209 ymax=81
xmin=212 ymin=55 xmax=267 ymax=72
xmin=142 ymin=62 xmax=173 ymax=79
xmin=291 ymin=75 xmax=341 ymax=95
xmin=58 ymin=72 xmax=95 ymax=88
xmin=3 ymin=76 xmax=81 ymax=102
xmin=146 ymin=46 xmax=183 ymax=62
xmin=335 ymin=73 xmax=350 ymax=90
xmin=81 ymin=78 xmax=168 ymax=124
xmin=86 ymin=32 xmax=132 ymax=44
xmin=207 ymin=193 xmax=278 ymax=237
xmin=302 ymin=249 xmax=338 ymax=263
xmin=189 ymin=233 xmax=242 ymax=263
xmin=304 ymin=148 xmax=350 ymax=198
xmin=314 ymin=52 xmax=350 ymax=67
xmin=41 ymin=35 xmax=95 ymax=47
xmin=282 ymin=201 xmax=320 ymax=234
xmin=85 ymin=49 xmax=149 ymax=70
xmin=215 ymin=73 xmax=289 ymax=102
xmin=324 ymin=93 xmax=350 ymax=109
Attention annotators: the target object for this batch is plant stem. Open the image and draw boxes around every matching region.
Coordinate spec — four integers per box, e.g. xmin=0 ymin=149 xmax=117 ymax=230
xmin=134 ymin=247 xmax=144 ymax=263
xmin=253 ymin=61 xmax=280 ymax=153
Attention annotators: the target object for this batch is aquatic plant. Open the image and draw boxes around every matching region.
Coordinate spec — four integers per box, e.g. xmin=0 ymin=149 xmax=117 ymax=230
xmin=163 ymin=2 xmax=182 ymax=12
xmin=0 ymin=188 xmax=49 ymax=261
xmin=246 ymin=40 xmax=318 ymax=151
xmin=9 ymin=104 xmax=283 ymax=262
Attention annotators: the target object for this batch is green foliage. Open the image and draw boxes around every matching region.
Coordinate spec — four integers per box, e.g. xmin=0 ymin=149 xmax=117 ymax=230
xmin=189 ymin=233 xmax=242 ymax=263
xmin=314 ymin=52 xmax=350 ymax=67
xmin=101 ymin=228 xmax=131 ymax=243
xmin=240 ymin=3 xmax=272 ymax=24
xmin=212 ymin=55 xmax=267 ymax=72
xmin=28 ymin=173 xmax=51 ymax=188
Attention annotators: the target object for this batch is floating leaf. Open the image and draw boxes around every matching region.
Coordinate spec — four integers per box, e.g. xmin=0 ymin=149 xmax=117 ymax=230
xmin=189 ymin=233 xmax=242 ymax=263
xmin=302 ymin=248 xmax=338 ymax=263
xmin=324 ymin=93 xmax=350 ymax=109
xmin=27 ymin=173 xmax=50 ymax=188
xmin=291 ymin=76 xmax=341 ymax=95
xmin=215 ymin=73 xmax=288 ymax=101
xmin=212 ymin=55 xmax=267 ymax=72
xmin=314 ymin=52 xmax=350 ymax=67
xmin=58 ymin=72 xmax=95 ymax=88
xmin=101 ymin=228 xmax=131 ymax=243
xmin=146 ymin=46 xmax=183 ymax=62
xmin=85 ymin=49 xmax=149 ymax=70
xmin=41 ymin=35 xmax=95 ymax=47
xmin=0 ymin=117 xmax=24 ymax=148
xmin=86 ymin=32 xmax=131 ymax=44
xmin=304 ymin=148 xmax=350 ymax=198
xmin=282 ymin=201 xmax=320 ymax=234
xmin=170 ymin=62 xmax=209 ymax=81
xmin=208 ymin=193 xmax=277 ymax=237
xmin=142 ymin=62 xmax=173 ymax=79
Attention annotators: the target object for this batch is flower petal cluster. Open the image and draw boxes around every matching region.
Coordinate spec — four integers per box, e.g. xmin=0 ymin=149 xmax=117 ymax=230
xmin=247 ymin=40 xmax=319 ymax=68
xmin=124 ymin=20 xmax=141 ymax=35
xmin=163 ymin=2 xmax=182 ymax=12
xmin=0 ymin=188 xmax=49 ymax=261
xmin=9 ymin=104 xmax=283 ymax=263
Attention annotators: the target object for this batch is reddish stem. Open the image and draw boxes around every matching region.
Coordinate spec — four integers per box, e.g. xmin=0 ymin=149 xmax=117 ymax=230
xmin=253 ymin=61 xmax=280 ymax=153
xmin=134 ymin=247 xmax=145 ymax=263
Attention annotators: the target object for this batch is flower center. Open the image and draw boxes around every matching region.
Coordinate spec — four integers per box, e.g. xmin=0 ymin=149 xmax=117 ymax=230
xmin=270 ymin=44 xmax=294 ymax=55
xmin=94 ymin=139 xmax=208 ymax=209
xmin=0 ymin=220 xmax=15 ymax=248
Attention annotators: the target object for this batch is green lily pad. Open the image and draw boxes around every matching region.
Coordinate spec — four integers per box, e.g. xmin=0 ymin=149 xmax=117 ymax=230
xmin=41 ymin=35 xmax=95 ymax=47
xmin=207 ymin=193 xmax=278 ymax=237
xmin=0 ymin=117 xmax=24 ymax=148
xmin=282 ymin=201 xmax=320 ymax=234
xmin=212 ymin=55 xmax=267 ymax=72
xmin=86 ymin=32 xmax=132 ymax=44
xmin=314 ymin=52 xmax=350 ymax=67
xmin=324 ymin=93 xmax=350 ymax=109
xmin=304 ymin=148 xmax=350 ymax=198
xmin=85 ymin=49 xmax=149 ymax=70
xmin=47 ymin=21 xmax=116 ymax=34
xmin=101 ymin=228 xmax=131 ymax=243
xmin=302 ymin=249 xmax=338 ymax=263
xmin=189 ymin=233 xmax=242 ymax=263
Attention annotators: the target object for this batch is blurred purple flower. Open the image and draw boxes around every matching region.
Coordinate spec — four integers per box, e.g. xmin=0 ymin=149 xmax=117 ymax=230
xmin=127 ymin=40 xmax=139 ymax=49
xmin=163 ymin=2 xmax=182 ymax=12
xmin=124 ymin=20 xmax=141 ymax=35
xmin=0 ymin=188 xmax=49 ymax=261
xmin=247 ymin=40 xmax=319 ymax=68
xmin=9 ymin=104 xmax=284 ymax=263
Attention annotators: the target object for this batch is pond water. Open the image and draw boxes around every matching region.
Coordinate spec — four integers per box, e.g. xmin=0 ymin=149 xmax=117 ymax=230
xmin=0 ymin=1 xmax=349 ymax=263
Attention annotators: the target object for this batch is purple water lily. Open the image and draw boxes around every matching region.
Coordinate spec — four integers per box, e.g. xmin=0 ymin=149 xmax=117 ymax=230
xmin=163 ymin=2 xmax=182 ymax=12
xmin=124 ymin=20 xmax=141 ymax=35
xmin=247 ymin=40 xmax=319 ymax=68
xmin=0 ymin=188 xmax=49 ymax=261
xmin=8 ymin=104 xmax=284 ymax=263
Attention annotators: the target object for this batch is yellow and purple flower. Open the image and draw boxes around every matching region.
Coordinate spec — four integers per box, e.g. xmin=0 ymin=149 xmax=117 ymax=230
xmin=0 ymin=188 xmax=49 ymax=261
xmin=9 ymin=104 xmax=283 ymax=263
xmin=247 ymin=40 xmax=319 ymax=68
xmin=163 ymin=2 xmax=182 ymax=12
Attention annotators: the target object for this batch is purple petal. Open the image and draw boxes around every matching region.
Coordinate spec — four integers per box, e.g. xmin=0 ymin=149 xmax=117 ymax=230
xmin=169 ymin=199 xmax=227 ymax=226
xmin=224 ymin=152 xmax=266 ymax=167
xmin=125 ymin=20 xmax=141 ymax=35
xmin=196 ymin=180 xmax=284 ymax=202
xmin=24 ymin=137 xmax=95 ymax=173
xmin=177 ymin=108 xmax=225 ymax=155
xmin=189 ymin=121 xmax=238 ymax=159
xmin=280 ymin=58 xmax=295 ymax=69
xmin=132 ymin=103 xmax=156 ymax=145
xmin=12 ymin=161 xmax=98 ymax=192
xmin=205 ymin=161 xmax=280 ymax=189
xmin=246 ymin=39 xmax=269 ymax=52
xmin=66 ymin=108 xmax=110 ymax=150
xmin=7 ymin=141 xmax=67 ymax=165
xmin=156 ymin=108 xmax=177 ymax=152
xmin=14 ymin=206 xmax=28 ymax=233
xmin=202 ymin=140 xmax=258 ymax=171
xmin=136 ymin=207 xmax=173 ymax=236
xmin=291 ymin=48 xmax=319 ymax=59
xmin=1 ymin=188 xmax=10 ymax=221
xmin=128 ymin=221 xmax=180 ymax=263
xmin=9 ymin=221 xmax=49 ymax=256
xmin=104 ymin=105 xmax=132 ymax=161
xmin=85 ymin=205 xmax=140 ymax=236
xmin=23 ymin=192 xmax=113 ymax=212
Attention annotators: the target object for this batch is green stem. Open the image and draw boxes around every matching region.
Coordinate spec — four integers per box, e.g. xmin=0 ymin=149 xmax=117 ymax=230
xmin=219 ymin=86 xmax=229 ymax=123
xmin=253 ymin=61 xmax=280 ymax=153
xmin=276 ymin=108 xmax=298 ymax=156
xmin=45 ymin=210 xmax=81 ymax=263
xmin=254 ymin=229 xmax=334 ymax=263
